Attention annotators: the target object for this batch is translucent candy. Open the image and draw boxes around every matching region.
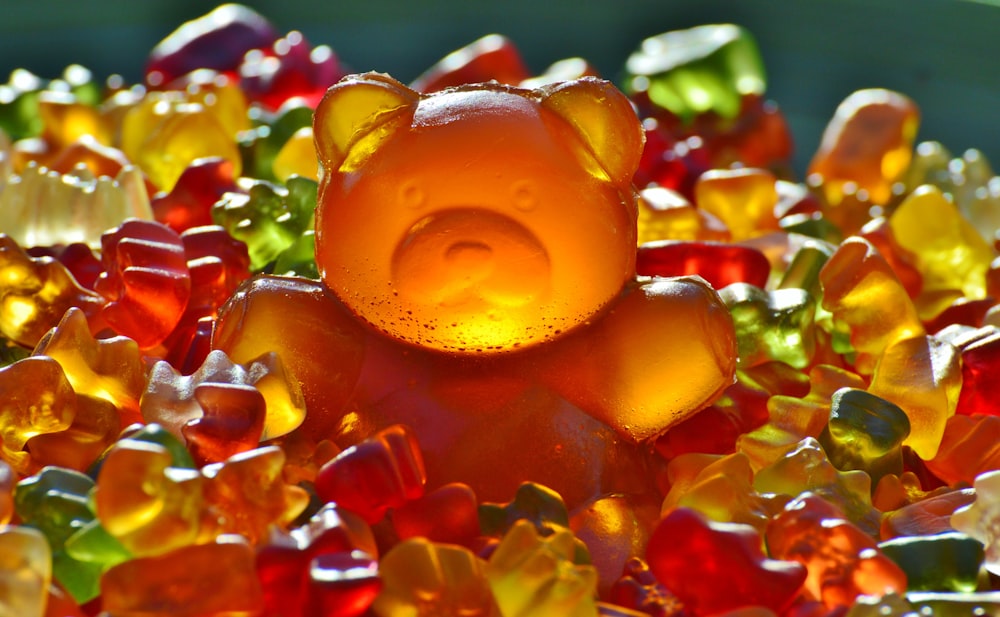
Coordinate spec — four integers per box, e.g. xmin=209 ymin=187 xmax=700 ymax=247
xmin=819 ymin=236 xmax=925 ymax=374
xmin=0 ymin=165 xmax=153 ymax=247
xmin=867 ymin=334 xmax=961 ymax=460
xmin=878 ymin=532 xmax=983 ymax=593
xmin=0 ymin=235 xmax=105 ymax=348
xmin=818 ymin=388 xmax=910 ymax=485
xmin=645 ymin=508 xmax=805 ymax=615
xmin=719 ymin=283 xmax=816 ymax=369
xmin=93 ymin=439 xmax=204 ymax=557
xmin=808 ymin=89 xmax=919 ymax=207
xmin=624 ymin=24 xmax=767 ymax=122
xmin=694 ymin=168 xmax=780 ymax=241
xmin=314 ymin=424 xmax=426 ymax=524
xmin=373 ymin=538 xmax=496 ymax=617
xmin=201 ymin=446 xmax=309 ymax=543
xmin=34 ymin=307 xmax=145 ymax=429
xmin=211 ymin=175 xmax=316 ymax=271
xmin=99 ymin=536 xmax=264 ymax=617
xmin=766 ymin=494 xmax=907 ymax=608
xmin=141 ymin=348 xmax=305 ymax=445
xmin=313 ymin=73 xmax=642 ymax=353
xmin=411 ymin=34 xmax=530 ymax=93
xmin=0 ymin=357 xmax=75 ymax=472
xmin=888 ymin=185 xmax=993 ymax=319
xmin=0 ymin=525 xmax=51 ymax=617
xmin=120 ymin=91 xmax=243 ymax=192
xmin=94 ymin=219 xmax=192 ymax=349
xmin=950 ymin=469 xmax=1000 ymax=576
xmin=753 ymin=438 xmax=881 ymax=537
xmin=634 ymin=186 xmax=730 ymax=245
xmin=486 ymin=519 xmax=599 ymax=617
xmin=257 ymin=503 xmax=378 ymax=617
xmin=636 ymin=241 xmax=771 ymax=290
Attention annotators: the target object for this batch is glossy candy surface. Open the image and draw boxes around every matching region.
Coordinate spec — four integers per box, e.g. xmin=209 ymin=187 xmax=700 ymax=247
xmin=2 ymin=5 xmax=1000 ymax=615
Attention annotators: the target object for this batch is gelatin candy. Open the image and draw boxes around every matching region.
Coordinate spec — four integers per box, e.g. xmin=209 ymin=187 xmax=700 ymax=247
xmin=411 ymin=34 xmax=530 ymax=92
xmin=211 ymin=174 xmax=316 ymax=270
xmin=808 ymin=89 xmax=919 ymax=208
xmin=950 ymin=469 xmax=1000 ymax=576
xmin=624 ymin=24 xmax=766 ymax=122
xmin=645 ymin=507 xmax=806 ymax=615
xmin=0 ymin=235 xmax=105 ymax=349
xmin=256 ymin=503 xmax=378 ymax=617
xmin=314 ymin=424 xmax=426 ymax=524
xmin=145 ymin=3 xmax=278 ymax=87
xmin=634 ymin=186 xmax=729 ymax=245
xmin=486 ymin=519 xmax=599 ymax=617
xmin=719 ymin=283 xmax=816 ymax=369
xmin=0 ymin=525 xmax=51 ymax=617
xmin=878 ymin=532 xmax=984 ymax=593
xmin=636 ymin=241 xmax=771 ymax=290
xmin=94 ymin=219 xmax=192 ymax=349
xmin=99 ymin=536 xmax=264 ymax=617
xmin=818 ymin=388 xmax=910 ymax=485
xmin=765 ymin=494 xmax=907 ymax=608
xmin=313 ymin=72 xmax=642 ymax=352
xmin=373 ymin=538 xmax=495 ymax=617
xmin=694 ymin=168 xmax=780 ymax=241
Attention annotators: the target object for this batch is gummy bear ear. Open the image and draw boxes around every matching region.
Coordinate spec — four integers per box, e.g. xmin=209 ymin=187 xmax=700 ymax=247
xmin=313 ymin=73 xmax=419 ymax=169
xmin=539 ymin=78 xmax=645 ymax=186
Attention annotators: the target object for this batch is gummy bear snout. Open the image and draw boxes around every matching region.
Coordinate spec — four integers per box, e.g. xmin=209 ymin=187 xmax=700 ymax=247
xmin=392 ymin=207 xmax=551 ymax=311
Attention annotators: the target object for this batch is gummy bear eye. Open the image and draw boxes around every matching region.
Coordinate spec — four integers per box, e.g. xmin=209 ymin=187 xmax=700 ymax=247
xmin=398 ymin=180 xmax=426 ymax=209
xmin=510 ymin=180 xmax=537 ymax=212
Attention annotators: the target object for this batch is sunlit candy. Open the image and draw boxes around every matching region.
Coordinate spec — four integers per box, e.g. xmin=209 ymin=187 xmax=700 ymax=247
xmin=3 ymin=4 xmax=1000 ymax=614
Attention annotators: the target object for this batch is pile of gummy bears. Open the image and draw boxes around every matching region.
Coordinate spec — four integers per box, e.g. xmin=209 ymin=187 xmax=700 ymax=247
xmin=2 ymin=3 xmax=1000 ymax=615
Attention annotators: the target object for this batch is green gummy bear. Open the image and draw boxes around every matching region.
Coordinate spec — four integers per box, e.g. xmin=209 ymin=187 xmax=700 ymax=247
xmin=878 ymin=532 xmax=985 ymax=593
xmin=720 ymin=283 xmax=816 ymax=369
xmin=240 ymin=103 xmax=314 ymax=182
xmin=212 ymin=175 xmax=317 ymax=271
xmin=624 ymin=23 xmax=766 ymax=122
xmin=819 ymin=388 xmax=910 ymax=485
xmin=15 ymin=466 xmax=105 ymax=602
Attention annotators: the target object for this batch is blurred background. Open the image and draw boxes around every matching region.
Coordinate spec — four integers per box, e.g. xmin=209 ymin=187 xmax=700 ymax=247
xmin=2 ymin=0 xmax=998 ymax=174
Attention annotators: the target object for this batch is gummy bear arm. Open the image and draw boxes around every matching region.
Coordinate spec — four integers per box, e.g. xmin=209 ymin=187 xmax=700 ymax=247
xmin=540 ymin=276 xmax=738 ymax=443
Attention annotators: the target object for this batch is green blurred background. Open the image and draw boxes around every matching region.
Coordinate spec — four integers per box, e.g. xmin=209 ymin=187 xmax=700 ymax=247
xmin=2 ymin=0 xmax=999 ymax=173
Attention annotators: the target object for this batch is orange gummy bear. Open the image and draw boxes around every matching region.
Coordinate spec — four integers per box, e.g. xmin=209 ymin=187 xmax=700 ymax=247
xmin=216 ymin=74 xmax=737 ymax=512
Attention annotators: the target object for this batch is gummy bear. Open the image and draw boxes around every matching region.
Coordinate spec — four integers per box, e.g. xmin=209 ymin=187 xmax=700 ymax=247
xmin=950 ymin=469 xmax=1000 ymax=576
xmin=256 ymin=503 xmax=379 ymax=617
xmin=145 ymin=3 xmax=278 ymax=87
xmin=486 ymin=519 xmax=599 ymax=617
xmin=216 ymin=73 xmax=737 ymax=512
xmin=0 ymin=525 xmax=51 ymax=617
xmin=373 ymin=538 xmax=496 ymax=617
xmin=0 ymin=163 xmax=153 ymax=250
xmin=765 ymin=493 xmax=907 ymax=608
xmin=0 ymin=234 xmax=105 ymax=349
xmin=645 ymin=507 xmax=806 ymax=615
xmin=808 ymin=89 xmax=919 ymax=208
xmin=94 ymin=219 xmax=192 ymax=349
xmin=877 ymin=532 xmax=983 ymax=593
xmin=100 ymin=536 xmax=265 ymax=617
xmin=623 ymin=24 xmax=766 ymax=123
xmin=411 ymin=34 xmax=530 ymax=93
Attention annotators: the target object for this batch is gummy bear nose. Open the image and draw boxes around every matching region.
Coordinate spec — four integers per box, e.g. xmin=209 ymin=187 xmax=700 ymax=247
xmin=393 ymin=208 xmax=550 ymax=310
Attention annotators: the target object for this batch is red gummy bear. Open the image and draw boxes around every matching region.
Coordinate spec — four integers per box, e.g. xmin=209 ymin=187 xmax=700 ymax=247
xmin=645 ymin=507 xmax=806 ymax=615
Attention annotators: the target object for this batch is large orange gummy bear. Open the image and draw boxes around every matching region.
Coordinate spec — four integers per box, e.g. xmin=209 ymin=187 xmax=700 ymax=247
xmin=214 ymin=73 xmax=737 ymax=509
